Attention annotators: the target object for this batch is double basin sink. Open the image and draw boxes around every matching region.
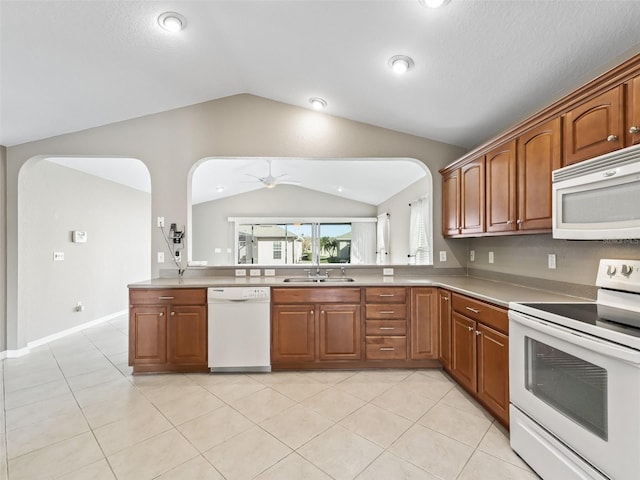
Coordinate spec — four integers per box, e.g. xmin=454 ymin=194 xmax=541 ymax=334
xmin=283 ymin=277 xmax=355 ymax=283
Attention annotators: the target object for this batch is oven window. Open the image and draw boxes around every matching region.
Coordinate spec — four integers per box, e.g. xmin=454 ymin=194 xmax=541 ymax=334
xmin=525 ymin=337 xmax=608 ymax=440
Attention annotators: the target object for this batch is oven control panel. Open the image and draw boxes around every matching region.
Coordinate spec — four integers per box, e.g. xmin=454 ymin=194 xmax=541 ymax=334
xmin=596 ymin=258 xmax=640 ymax=293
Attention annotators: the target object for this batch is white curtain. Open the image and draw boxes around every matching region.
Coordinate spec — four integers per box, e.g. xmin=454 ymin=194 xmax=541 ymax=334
xmin=376 ymin=213 xmax=390 ymax=265
xmin=409 ymin=195 xmax=432 ymax=265
xmin=350 ymin=222 xmax=376 ymax=264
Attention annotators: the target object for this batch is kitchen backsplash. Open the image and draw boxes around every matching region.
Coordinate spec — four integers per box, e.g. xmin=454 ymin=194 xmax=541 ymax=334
xmin=466 ymin=234 xmax=640 ymax=288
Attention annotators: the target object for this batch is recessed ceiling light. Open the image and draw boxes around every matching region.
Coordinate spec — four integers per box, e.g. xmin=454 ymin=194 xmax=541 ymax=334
xmin=158 ymin=12 xmax=186 ymax=32
xmin=419 ymin=0 xmax=451 ymax=8
xmin=215 ymin=186 xmax=225 ymax=193
xmin=336 ymin=186 xmax=344 ymax=193
xmin=388 ymin=55 xmax=415 ymax=75
xmin=309 ymin=97 xmax=328 ymax=110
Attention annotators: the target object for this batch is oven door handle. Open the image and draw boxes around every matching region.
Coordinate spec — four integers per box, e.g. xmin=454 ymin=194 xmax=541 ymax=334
xmin=510 ymin=311 xmax=640 ymax=365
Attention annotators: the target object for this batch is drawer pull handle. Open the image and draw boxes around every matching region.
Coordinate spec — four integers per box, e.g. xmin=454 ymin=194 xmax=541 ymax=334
xmin=379 ymin=327 xmax=395 ymax=330
xmin=379 ymin=347 xmax=395 ymax=351
xmin=379 ymin=294 xmax=395 ymax=297
xmin=158 ymin=296 xmax=174 ymax=300
xmin=465 ymin=307 xmax=480 ymax=314
xmin=379 ymin=311 xmax=395 ymax=314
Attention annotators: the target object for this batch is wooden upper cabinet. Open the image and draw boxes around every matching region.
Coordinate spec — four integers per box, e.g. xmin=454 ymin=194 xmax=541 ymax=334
xmin=460 ymin=157 xmax=485 ymax=235
xmin=517 ymin=117 xmax=562 ymax=231
xmin=485 ymin=141 xmax=516 ymax=233
xmin=627 ymin=75 xmax=640 ymax=146
xmin=563 ymin=86 xmax=624 ymax=165
xmin=442 ymin=169 xmax=461 ymax=236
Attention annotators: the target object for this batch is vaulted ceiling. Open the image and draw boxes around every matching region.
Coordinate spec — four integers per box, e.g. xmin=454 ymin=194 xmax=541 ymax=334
xmin=3 ymin=1 xmax=640 ymax=149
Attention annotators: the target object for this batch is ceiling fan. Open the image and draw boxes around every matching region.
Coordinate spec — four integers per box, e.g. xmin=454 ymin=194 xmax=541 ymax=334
xmin=244 ymin=159 xmax=301 ymax=189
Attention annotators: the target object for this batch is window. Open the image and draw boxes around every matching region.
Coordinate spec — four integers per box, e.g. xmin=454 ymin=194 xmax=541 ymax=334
xmin=273 ymin=241 xmax=282 ymax=260
xmin=230 ymin=217 xmax=376 ymax=265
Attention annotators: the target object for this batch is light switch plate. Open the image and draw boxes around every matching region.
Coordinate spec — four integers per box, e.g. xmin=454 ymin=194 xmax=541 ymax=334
xmin=249 ymin=269 xmax=261 ymax=276
xmin=470 ymin=250 xmax=475 ymax=262
xmin=235 ymin=269 xmax=246 ymax=277
xmin=548 ymin=253 xmax=557 ymax=269
xmin=383 ymin=268 xmax=394 ymax=276
xmin=264 ymin=269 xmax=276 ymax=276
xmin=439 ymin=251 xmax=447 ymax=262
xmin=53 ymin=251 xmax=64 ymax=261
xmin=157 ymin=252 xmax=164 ymax=263
xmin=157 ymin=216 xmax=164 ymax=228
xmin=489 ymin=252 xmax=495 ymax=264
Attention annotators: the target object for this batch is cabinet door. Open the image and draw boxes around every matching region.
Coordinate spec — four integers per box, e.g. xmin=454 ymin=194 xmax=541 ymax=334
xmin=450 ymin=312 xmax=477 ymax=392
xmin=442 ymin=169 xmax=461 ymax=236
xmin=627 ymin=75 xmax=640 ymax=146
xmin=477 ymin=323 xmax=510 ymax=426
xmin=485 ymin=141 xmax=517 ymax=233
xmin=460 ymin=157 xmax=485 ymax=235
xmin=129 ymin=306 xmax=167 ymax=366
xmin=517 ymin=117 xmax=562 ymax=231
xmin=272 ymin=305 xmax=315 ymax=363
xmin=410 ymin=288 xmax=438 ymax=360
xmin=438 ymin=289 xmax=452 ymax=368
xmin=318 ymin=304 xmax=361 ymax=360
xmin=167 ymin=305 xmax=207 ymax=366
xmin=563 ymin=86 xmax=624 ymax=165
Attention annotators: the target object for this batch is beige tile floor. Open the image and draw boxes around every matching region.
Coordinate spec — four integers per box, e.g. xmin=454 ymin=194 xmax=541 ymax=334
xmin=0 ymin=315 xmax=539 ymax=480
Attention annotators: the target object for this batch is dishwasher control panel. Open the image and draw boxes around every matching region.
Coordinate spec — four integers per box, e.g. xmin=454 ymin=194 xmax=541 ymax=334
xmin=208 ymin=287 xmax=271 ymax=301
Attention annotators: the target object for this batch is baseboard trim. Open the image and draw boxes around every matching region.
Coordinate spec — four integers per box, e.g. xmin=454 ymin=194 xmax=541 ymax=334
xmin=0 ymin=310 xmax=127 ymax=359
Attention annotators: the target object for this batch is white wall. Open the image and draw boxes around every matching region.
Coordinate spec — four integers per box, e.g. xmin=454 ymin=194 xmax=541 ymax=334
xmin=192 ymin=184 xmax=377 ymax=265
xmin=377 ymin=177 xmax=432 ymax=265
xmin=4 ymin=94 xmax=467 ymax=349
xmin=0 ymin=146 xmax=6 ymax=351
xmin=19 ymin=161 xmax=150 ymax=342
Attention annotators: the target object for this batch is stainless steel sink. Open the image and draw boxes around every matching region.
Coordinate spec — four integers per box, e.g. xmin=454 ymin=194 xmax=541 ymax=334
xmin=283 ymin=277 xmax=355 ymax=283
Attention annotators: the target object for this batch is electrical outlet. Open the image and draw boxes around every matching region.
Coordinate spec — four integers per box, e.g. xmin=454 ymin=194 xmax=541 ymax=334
xmin=470 ymin=250 xmax=475 ymax=262
xmin=53 ymin=251 xmax=64 ymax=261
xmin=548 ymin=253 xmax=557 ymax=269
xmin=249 ymin=269 xmax=261 ymax=277
xmin=157 ymin=216 xmax=164 ymax=228
xmin=235 ymin=269 xmax=246 ymax=277
xmin=489 ymin=251 xmax=495 ymax=264
xmin=439 ymin=251 xmax=447 ymax=262
xmin=157 ymin=252 xmax=165 ymax=263
xmin=383 ymin=268 xmax=394 ymax=276
xmin=264 ymin=269 xmax=276 ymax=276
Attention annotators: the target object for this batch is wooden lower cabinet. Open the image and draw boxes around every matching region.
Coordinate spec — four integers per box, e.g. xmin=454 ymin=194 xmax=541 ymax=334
xmin=271 ymin=305 xmax=315 ymax=363
xmin=128 ymin=288 xmax=208 ymax=374
xmin=446 ymin=292 xmax=510 ymax=427
xmin=318 ymin=304 xmax=361 ymax=360
xmin=272 ymin=286 xmax=439 ymax=369
xmin=438 ymin=289 xmax=452 ymax=369
xmin=410 ymin=287 xmax=438 ymax=359
xmin=477 ymin=323 xmax=509 ymax=423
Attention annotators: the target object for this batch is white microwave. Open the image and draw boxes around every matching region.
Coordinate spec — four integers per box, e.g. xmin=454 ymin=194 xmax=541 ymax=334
xmin=553 ymin=144 xmax=640 ymax=240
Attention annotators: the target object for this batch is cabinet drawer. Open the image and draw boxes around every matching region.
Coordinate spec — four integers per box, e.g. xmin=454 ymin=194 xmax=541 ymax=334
xmin=365 ymin=336 xmax=407 ymax=360
xmin=451 ymin=293 xmax=508 ymax=334
xmin=364 ymin=287 xmax=406 ymax=303
xmin=365 ymin=304 xmax=407 ymax=319
xmin=130 ymin=288 xmax=206 ymax=306
xmin=272 ymin=287 xmax=361 ymax=304
xmin=365 ymin=320 xmax=407 ymax=336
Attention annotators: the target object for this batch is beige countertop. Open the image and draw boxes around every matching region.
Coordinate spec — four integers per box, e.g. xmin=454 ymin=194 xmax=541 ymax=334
xmin=128 ymin=274 xmax=590 ymax=308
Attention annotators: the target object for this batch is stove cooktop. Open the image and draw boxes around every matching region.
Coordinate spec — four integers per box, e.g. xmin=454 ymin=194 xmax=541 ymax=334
xmin=517 ymin=302 xmax=640 ymax=340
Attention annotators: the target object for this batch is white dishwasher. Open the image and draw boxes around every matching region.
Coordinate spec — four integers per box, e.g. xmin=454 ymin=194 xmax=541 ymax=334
xmin=207 ymin=287 xmax=271 ymax=372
